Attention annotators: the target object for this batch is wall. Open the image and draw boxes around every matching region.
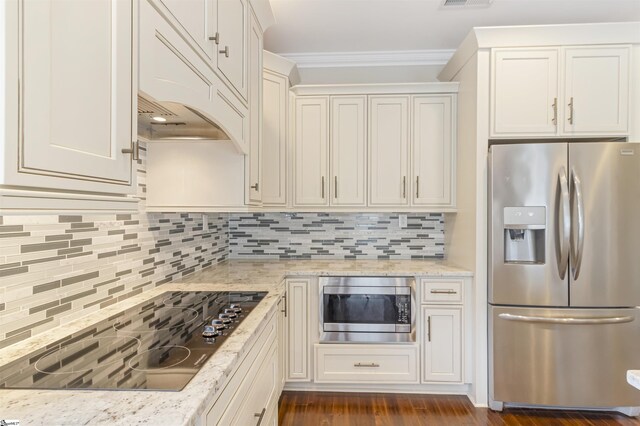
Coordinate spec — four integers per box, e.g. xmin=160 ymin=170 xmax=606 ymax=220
xmin=0 ymin=143 xmax=229 ymax=349
xmin=229 ymin=212 xmax=444 ymax=259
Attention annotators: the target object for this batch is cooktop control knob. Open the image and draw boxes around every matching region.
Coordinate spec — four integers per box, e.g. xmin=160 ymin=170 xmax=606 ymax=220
xmin=211 ymin=319 xmax=226 ymax=330
xmin=229 ymin=304 xmax=242 ymax=313
xmin=218 ymin=313 xmax=232 ymax=324
xmin=202 ymin=325 xmax=219 ymax=338
xmin=224 ymin=308 xmax=238 ymax=318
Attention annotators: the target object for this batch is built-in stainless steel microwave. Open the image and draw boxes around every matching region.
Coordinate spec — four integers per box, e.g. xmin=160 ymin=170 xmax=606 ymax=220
xmin=319 ymin=277 xmax=416 ymax=343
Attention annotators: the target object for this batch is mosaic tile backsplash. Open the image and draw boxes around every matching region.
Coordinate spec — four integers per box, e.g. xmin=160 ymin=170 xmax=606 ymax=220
xmin=229 ymin=213 xmax=444 ymax=259
xmin=0 ymin=143 xmax=229 ymax=349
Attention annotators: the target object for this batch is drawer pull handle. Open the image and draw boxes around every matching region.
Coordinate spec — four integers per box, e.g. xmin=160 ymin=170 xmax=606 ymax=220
xmin=430 ymin=289 xmax=457 ymax=294
xmin=354 ymin=362 xmax=380 ymax=368
xmin=254 ymin=407 xmax=266 ymax=425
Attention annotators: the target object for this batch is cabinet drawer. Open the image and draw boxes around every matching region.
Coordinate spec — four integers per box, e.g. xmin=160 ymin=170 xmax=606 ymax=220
xmin=421 ymin=279 xmax=463 ymax=304
xmin=315 ymin=344 xmax=418 ymax=384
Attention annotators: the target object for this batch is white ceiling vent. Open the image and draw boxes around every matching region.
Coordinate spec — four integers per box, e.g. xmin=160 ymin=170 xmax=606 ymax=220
xmin=441 ymin=0 xmax=493 ymax=8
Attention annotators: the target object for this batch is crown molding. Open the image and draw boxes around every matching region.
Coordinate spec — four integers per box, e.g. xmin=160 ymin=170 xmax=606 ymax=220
xmin=279 ymin=49 xmax=456 ymax=69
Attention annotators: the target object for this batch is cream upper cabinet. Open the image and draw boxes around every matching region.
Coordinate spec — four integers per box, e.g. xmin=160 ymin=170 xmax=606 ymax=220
xmin=294 ymin=97 xmax=329 ymax=206
xmin=563 ymin=45 xmax=630 ymax=135
xmin=491 ymin=48 xmax=559 ymax=137
xmin=13 ymin=0 xmax=135 ymax=194
xmin=330 ymin=96 xmax=367 ymax=206
xmin=157 ymin=0 xmax=216 ymax=62
xmin=491 ymin=45 xmax=631 ymax=138
xmin=216 ymin=0 xmax=248 ymax=101
xmin=246 ymin=11 xmax=262 ymax=205
xmin=368 ymin=96 xmax=410 ymax=206
xmin=262 ymin=71 xmax=288 ymax=206
xmin=412 ymin=96 xmax=455 ymax=207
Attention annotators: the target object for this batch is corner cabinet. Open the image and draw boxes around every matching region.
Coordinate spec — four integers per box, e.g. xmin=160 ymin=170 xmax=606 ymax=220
xmin=291 ymin=84 xmax=458 ymax=211
xmin=491 ymin=45 xmax=630 ymax=138
xmin=1 ymin=0 xmax=138 ymax=211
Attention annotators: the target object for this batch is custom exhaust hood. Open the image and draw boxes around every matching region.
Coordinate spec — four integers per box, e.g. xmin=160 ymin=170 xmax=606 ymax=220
xmin=137 ymin=96 xmax=231 ymax=141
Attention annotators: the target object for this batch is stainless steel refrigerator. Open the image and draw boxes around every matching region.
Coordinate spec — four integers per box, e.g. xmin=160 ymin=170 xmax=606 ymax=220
xmin=488 ymin=142 xmax=640 ymax=415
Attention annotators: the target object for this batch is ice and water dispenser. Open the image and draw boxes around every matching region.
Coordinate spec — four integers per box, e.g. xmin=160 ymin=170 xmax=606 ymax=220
xmin=503 ymin=207 xmax=546 ymax=264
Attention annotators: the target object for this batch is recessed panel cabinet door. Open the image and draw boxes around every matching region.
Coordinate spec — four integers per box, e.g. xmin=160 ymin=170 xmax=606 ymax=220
xmin=262 ymin=71 xmax=288 ymax=205
xmin=217 ymin=0 xmax=248 ymax=100
xmin=20 ymin=0 xmax=133 ymax=190
xmin=491 ymin=48 xmax=559 ymax=137
xmin=294 ymin=97 xmax=329 ymax=206
xmin=368 ymin=96 xmax=409 ymax=206
xmin=412 ymin=96 xmax=454 ymax=206
xmin=247 ymin=11 xmax=262 ymax=205
xmin=422 ymin=306 xmax=462 ymax=383
xmin=158 ymin=0 xmax=216 ymax=61
xmin=330 ymin=96 xmax=367 ymax=206
xmin=287 ymin=279 xmax=310 ymax=381
xmin=563 ymin=46 xmax=630 ymax=135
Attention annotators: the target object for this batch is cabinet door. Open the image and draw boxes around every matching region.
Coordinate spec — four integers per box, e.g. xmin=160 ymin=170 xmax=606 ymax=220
xmin=563 ymin=45 xmax=630 ymax=135
xmin=20 ymin=0 xmax=134 ymax=192
xmin=277 ymin=295 xmax=287 ymax=393
xmin=158 ymin=0 xmax=216 ymax=61
xmin=246 ymin=11 xmax=262 ymax=205
xmin=330 ymin=96 xmax=367 ymax=206
xmin=262 ymin=71 xmax=288 ymax=205
xmin=217 ymin=0 xmax=248 ymax=100
xmin=231 ymin=343 xmax=278 ymax=426
xmin=412 ymin=96 xmax=454 ymax=206
xmin=369 ymin=96 xmax=409 ymax=206
xmin=422 ymin=306 xmax=462 ymax=383
xmin=294 ymin=97 xmax=329 ymax=206
xmin=491 ymin=48 xmax=559 ymax=137
xmin=287 ymin=279 xmax=310 ymax=381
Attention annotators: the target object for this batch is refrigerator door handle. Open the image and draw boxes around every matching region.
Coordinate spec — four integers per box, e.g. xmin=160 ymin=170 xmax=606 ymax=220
xmin=498 ymin=313 xmax=634 ymax=325
xmin=557 ymin=168 xmax=571 ymax=279
xmin=570 ymin=169 xmax=586 ymax=280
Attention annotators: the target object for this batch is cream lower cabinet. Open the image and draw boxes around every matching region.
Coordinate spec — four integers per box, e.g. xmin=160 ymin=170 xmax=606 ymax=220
xmin=286 ymin=279 xmax=311 ymax=381
xmin=422 ymin=306 xmax=462 ymax=383
xmin=368 ymin=96 xmax=410 ymax=206
xmin=2 ymin=0 xmax=136 ymax=200
xmin=491 ymin=45 xmax=630 ymax=138
xmin=204 ymin=312 xmax=278 ymax=425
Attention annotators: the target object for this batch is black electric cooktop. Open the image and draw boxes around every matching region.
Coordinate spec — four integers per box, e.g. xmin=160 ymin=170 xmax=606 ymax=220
xmin=0 ymin=291 xmax=266 ymax=391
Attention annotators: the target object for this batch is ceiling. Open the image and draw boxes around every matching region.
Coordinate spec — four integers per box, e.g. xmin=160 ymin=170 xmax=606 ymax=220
xmin=264 ymin=0 xmax=640 ymax=55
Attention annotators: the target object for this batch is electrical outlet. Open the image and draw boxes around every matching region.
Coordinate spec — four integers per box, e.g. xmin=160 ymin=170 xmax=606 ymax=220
xmin=202 ymin=214 xmax=209 ymax=232
xmin=399 ymin=214 xmax=408 ymax=228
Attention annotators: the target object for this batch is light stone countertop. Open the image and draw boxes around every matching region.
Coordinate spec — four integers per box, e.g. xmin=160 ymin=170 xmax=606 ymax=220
xmin=628 ymin=371 xmax=640 ymax=390
xmin=0 ymin=259 xmax=471 ymax=425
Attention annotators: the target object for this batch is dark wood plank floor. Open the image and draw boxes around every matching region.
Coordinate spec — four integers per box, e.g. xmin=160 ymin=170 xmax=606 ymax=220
xmin=278 ymin=391 xmax=640 ymax=425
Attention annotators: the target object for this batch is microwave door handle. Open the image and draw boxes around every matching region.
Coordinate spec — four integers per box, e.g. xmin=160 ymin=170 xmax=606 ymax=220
xmin=570 ymin=169 xmax=585 ymax=280
xmin=557 ymin=167 xmax=571 ymax=280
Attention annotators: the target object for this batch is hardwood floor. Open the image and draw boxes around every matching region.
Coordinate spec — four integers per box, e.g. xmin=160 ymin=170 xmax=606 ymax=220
xmin=278 ymin=391 xmax=640 ymax=425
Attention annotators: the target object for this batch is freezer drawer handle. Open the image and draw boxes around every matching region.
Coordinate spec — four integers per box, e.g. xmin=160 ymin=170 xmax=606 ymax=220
xmin=498 ymin=313 xmax=634 ymax=325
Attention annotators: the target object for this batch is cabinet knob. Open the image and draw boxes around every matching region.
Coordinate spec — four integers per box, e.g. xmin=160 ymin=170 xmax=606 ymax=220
xmin=209 ymin=32 xmax=219 ymax=44
xmin=219 ymin=46 xmax=229 ymax=57
xmin=250 ymin=183 xmax=259 ymax=191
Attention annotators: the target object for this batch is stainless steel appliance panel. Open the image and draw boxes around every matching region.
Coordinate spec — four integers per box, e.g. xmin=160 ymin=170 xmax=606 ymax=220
xmin=490 ymin=305 xmax=640 ymax=408
xmin=568 ymin=142 xmax=640 ymax=307
xmin=489 ymin=143 xmax=570 ymax=306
